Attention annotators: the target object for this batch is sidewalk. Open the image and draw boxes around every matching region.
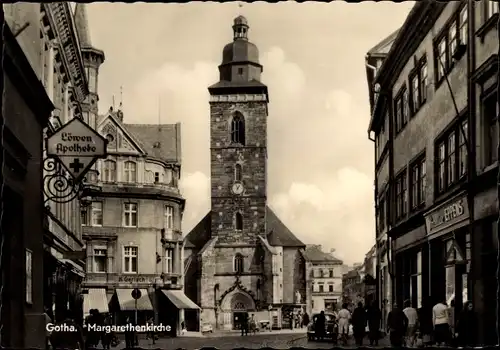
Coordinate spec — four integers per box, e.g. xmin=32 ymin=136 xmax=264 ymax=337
xmin=205 ymin=327 xmax=307 ymax=338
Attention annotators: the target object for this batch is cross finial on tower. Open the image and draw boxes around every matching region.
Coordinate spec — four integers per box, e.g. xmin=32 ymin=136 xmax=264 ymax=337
xmin=119 ymin=86 xmax=123 ymax=109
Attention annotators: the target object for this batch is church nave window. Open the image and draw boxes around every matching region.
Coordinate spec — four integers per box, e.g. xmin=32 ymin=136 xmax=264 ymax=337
xmin=231 ymin=113 xmax=246 ymax=145
xmin=234 ymin=164 xmax=242 ymax=182
xmin=235 ymin=212 xmax=243 ymax=231
xmin=234 ymin=253 xmax=244 ymax=274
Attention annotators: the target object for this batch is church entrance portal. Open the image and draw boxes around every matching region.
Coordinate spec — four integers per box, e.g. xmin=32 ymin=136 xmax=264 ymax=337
xmin=219 ymin=290 xmax=255 ymax=330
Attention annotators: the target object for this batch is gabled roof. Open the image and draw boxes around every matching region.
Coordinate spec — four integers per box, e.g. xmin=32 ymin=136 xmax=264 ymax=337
xmin=97 ymin=112 xmax=147 ymax=155
xmin=184 ymin=212 xmax=212 ymax=249
xmin=266 ymin=206 xmax=305 ymax=247
xmin=303 ymin=245 xmax=343 ymax=264
xmin=367 ymin=29 xmax=399 ymax=57
xmin=124 ymin=123 xmax=181 ymax=163
xmin=184 ymin=206 xmax=305 ymax=249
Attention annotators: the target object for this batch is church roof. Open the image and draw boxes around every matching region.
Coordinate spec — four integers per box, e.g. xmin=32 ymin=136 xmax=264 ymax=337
xmin=303 ymin=245 xmax=343 ymax=264
xmin=124 ymin=124 xmax=181 ymax=163
xmin=74 ymin=4 xmax=92 ymax=48
xmin=184 ymin=206 xmax=305 ymax=249
xmin=266 ymin=207 xmax=305 ymax=247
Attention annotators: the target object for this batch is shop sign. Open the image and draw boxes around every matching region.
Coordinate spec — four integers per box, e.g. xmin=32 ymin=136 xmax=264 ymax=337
xmin=425 ymin=195 xmax=469 ymax=236
xmin=118 ymin=275 xmax=156 ymax=284
xmin=46 ymin=118 xmax=107 ymax=181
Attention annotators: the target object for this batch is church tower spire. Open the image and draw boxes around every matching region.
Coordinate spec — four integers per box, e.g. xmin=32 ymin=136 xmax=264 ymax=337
xmin=74 ymin=3 xmax=92 ymax=48
xmin=209 ymin=16 xmax=268 ymax=99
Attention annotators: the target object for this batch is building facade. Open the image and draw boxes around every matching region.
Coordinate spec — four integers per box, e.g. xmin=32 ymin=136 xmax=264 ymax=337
xmin=303 ymin=245 xmax=343 ymax=315
xmin=184 ymin=16 xmax=307 ymax=332
xmin=367 ymin=0 xmax=499 ymax=345
xmin=365 ymin=29 xmax=398 ymax=324
xmin=2 ymin=2 xmax=89 ymax=347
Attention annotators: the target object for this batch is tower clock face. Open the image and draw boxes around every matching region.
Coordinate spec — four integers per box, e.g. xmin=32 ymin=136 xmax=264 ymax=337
xmin=232 ymin=182 xmax=244 ymax=195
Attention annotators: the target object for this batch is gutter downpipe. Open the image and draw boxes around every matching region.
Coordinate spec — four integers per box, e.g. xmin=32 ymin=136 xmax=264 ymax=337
xmin=496 ymin=8 xmax=500 ymax=348
xmin=366 ymin=61 xmax=381 ymax=313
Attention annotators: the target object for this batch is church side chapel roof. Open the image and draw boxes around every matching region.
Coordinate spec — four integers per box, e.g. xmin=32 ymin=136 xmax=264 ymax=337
xmin=124 ymin=123 xmax=181 ymax=163
xmin=184 ymin=206 xmax=305 ymax=249
xmin=303 ymin=245 xmax=343 ymax=264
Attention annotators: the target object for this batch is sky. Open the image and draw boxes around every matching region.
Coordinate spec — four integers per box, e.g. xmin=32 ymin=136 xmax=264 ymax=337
xmin=84 ymin=2 xmax=414 ymax=265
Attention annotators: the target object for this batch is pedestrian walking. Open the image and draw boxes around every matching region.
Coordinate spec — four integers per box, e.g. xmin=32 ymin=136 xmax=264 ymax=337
xmin=145 ymin=316 xmax=156 ymax=344
xmin=337 ymin=303 xmax=351 ymax=345
xmin=302 ymin=312 xmax=310 ymax=328
xmin=456 ymin=301 xmax=477 ymax=347
xmin=241 ymin=313 xmax=249 ymax=336
xmin=101 ymin=314 xmax=113 ymax=349
xmin=417 ymin=299 xmax=433 ymax=346
xmin=432 ymin=299 xmax=450 ymax=346
xmin=124 ymin=316 xmax=135 ymax=348
xmin=403 ymin=299 xmax=418 ymax=347
xmin=50 ymin=309 xmax=85 ymax=350
xmin=387 ymin=302 xmax=408 ymax=347
xmin=314 ymin=311 xmax=326 ymax=340
xmin=351 ymin=302 xmax=366 ymax=346
xmin=367 ymin=300 xmax=382 ymax=346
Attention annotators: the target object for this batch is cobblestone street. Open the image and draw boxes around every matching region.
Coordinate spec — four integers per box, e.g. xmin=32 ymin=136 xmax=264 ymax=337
xmin=114 ymin=332 xmax=391 ymax=349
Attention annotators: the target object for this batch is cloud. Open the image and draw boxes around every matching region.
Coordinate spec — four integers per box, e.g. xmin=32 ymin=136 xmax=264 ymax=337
xmin=118 ymin=46 xmax=374 ymax=265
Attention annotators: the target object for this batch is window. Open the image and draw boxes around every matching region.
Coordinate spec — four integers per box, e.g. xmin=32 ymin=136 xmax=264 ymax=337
xmin=319 ymin=284 xmax=324 ymax=293
xmin=234 ymin=164 xmax=242 ymax=182
xmin=486 ymin=0 xmax=499 ymax=19
xmin=124 ymin=161 xmax=137 ymax=183
xmin=235 ymin=212 xmax=243 ymax=231
xmin=329 ymin=285 xmax=334 ymax=292
xmin=436 ymin=120 xmax=467 ymax=194
xmin=483 ymin=92 xmax=498 ymax=166
xmin=234 ymin=253 xmax=244 ymax=273
xmin=394 ymin=87 xmax=408 ymax=134
xmin=154 ymin=172 xmax=160 ymax=183
xmin=237 ymin=67 xmax=244 ymax=75
xmin=123 ymin=246 xmax=138 ymax=273
xmin=459 ymin=120 xmax=468 ymax=176
xmin=103 ymin=160 xmax=116 ymax=182
xmin=123 ymin=203 xmax=138 ymax=227
xmin=378 ymin=194 xmax=386 ymax=231
xmin=165 ymin=249 xmax=173 ymax=273
xmin=410 ymin=251 xmax=423 ymax=309
xmin=93 ymin=249 xmax=107 ymax=273
xmin=434 ymin=5 xmax=468 ymax=84
xmin=329 ymin=269 xmax=334 ymax=278
xmin=91 ymin=201 xmax=103 ymax=226
xmin=164 ymin=205 xmax=174 ymax=230
xmin=26 ymin=249 xmax=32 ymax=304
xmin=395 ymin=170 xmax=407 ymax=220
xmin=231 ymin=113 xmax=245 ymax=145
xmin=410 ymin=157 xmax=426 ymax=210
xmin=410 ymin=58 xmax=428 ymax=115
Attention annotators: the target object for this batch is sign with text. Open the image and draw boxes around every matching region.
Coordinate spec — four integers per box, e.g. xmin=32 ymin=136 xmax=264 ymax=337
xmin=425 ymin=194 xmax=469 ymax=237
xmin=118 ymin=275 xmax=156 ymax=284
xmin=46 ymin=118 xmax=107 ymax=181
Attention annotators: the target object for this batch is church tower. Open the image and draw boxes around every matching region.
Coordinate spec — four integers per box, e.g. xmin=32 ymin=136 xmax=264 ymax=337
xmin=208 ymin=15 xmax=269 ymax=245
xmin=74 ymin=4 xmax=105 ymax=129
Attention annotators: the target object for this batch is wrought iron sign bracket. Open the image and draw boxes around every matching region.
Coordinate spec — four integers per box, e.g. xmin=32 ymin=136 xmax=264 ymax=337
xmin=43 ymin=156 xmax=85 ymax=205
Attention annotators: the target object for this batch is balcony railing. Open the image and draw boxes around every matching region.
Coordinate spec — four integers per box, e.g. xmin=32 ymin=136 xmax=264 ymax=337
xmin=85 ymin=180 xmax=181 ymax=197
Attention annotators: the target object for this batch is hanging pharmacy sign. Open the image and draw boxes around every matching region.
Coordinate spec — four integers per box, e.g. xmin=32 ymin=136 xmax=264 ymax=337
xmin=46 ymin=118 xmax=107 ymax=181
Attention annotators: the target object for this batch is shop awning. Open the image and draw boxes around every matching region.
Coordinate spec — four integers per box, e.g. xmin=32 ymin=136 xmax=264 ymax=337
xmin=83 ymin=288 xmax=109 ymax=316
xmin=161 ymin=290 xmax=200 ymax=310
xmin=61 ymin=258 xmax=85 ymax=278
xmin=116 ymin=289 xmax=153 ymax=311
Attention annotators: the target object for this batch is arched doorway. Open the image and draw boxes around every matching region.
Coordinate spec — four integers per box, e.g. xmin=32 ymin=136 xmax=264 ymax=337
xmin=219 ymin=290 xmax=256 ymax=330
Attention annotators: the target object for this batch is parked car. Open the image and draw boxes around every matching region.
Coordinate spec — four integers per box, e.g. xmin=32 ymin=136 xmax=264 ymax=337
xmin=307 ymin=312 xmax=338 ymax=342
xmin=201 ymin=322 xmax=213 ymax=333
